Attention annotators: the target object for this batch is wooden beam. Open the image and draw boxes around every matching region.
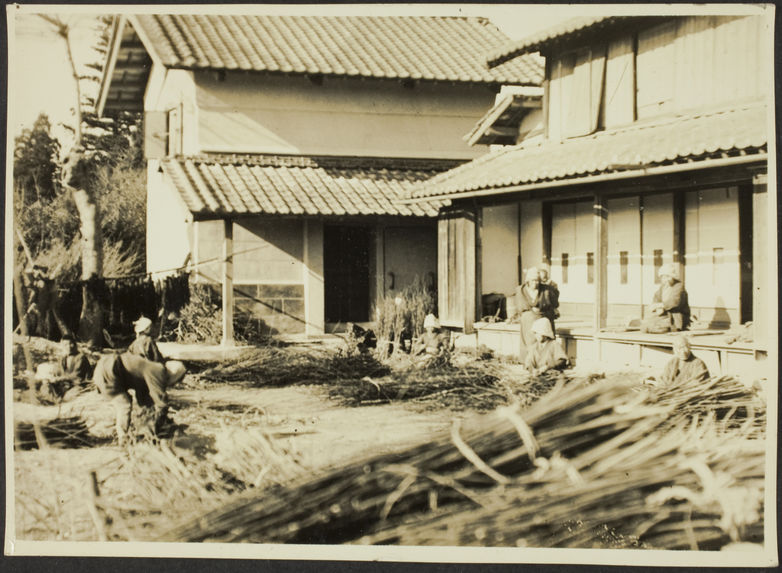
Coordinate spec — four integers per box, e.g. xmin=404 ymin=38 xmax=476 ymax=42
xmin=593 ymin=194 xmax=608 ymax=332
xmin=221 ymin=219 xmax=234 ymax=347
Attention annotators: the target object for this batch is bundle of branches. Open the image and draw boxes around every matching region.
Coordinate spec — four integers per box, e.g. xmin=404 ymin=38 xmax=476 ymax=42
xmin=645 ymin=375 xmax=765 ymax=436
xmin=328 ymin=363 xmax=512 ymax=411
xmin=361 ymin=418 xmax=764 ymax=549
xmin=198 ymin=346 xmax=389 ymax=387
xmin=15 ymin=416 xmax=95 ymax=449
xmin=162 ymin=379 xmax=673 ymax=543
xmin=96 ymin=442 xmax=240 ymax=538
xmin=211 ymin=427 xmax=305 ymax=489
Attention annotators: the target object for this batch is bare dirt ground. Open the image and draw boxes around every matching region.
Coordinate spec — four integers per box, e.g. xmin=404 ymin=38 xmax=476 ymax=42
xmin=12 ymin=363 xmax=462 ymax=542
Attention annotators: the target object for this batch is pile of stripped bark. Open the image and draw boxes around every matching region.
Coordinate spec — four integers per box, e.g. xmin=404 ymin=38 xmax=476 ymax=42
xmin=158 ymin=375 xmax=766 ymax=549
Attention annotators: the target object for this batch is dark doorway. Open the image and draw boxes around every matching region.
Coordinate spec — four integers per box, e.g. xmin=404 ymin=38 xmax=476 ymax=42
xmin=324 ymin=225 xmax=371 ymax=323
xmin=738 ymin=184 xmax=753 ymax=324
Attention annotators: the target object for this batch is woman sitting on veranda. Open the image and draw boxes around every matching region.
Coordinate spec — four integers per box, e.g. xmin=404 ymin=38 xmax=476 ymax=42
xmin=641 ymin=263 xmax=691 ymax=334
xmin=515 ymin=267 xmax=559 ymax=354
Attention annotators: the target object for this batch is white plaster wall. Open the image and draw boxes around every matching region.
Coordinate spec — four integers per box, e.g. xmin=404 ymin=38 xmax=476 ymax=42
xmin=194 ymin=73 xmax=496 ymax=158
xmin=481 ymin=204 xmax=519 ymax=296
xmin=146 ymin=161 xmax=192 ymax=275
xmin=146 ymin=67 xmax=199 ymax=155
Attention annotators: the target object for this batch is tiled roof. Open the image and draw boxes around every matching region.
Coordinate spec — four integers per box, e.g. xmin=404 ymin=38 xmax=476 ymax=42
xmin=132 ymin=14 xmax=543 ymax=85
xmin=410 ymin=102 xmax=768 ymax=199
xmin=162 ymin=155 xmax=455 ymax=219
xmin=487 ymin=16 xmax=668 ymax=66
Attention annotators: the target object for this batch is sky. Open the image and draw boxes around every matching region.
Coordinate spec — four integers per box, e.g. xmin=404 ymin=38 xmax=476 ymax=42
xmin=7 ymin=3 xmax=579 ymax=144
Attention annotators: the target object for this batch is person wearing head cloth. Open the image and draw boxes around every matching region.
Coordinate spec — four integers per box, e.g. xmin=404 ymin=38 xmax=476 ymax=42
xmin=515 ymin=267 xmax=559 ymax=358
xmin=93 ymin=352 xmax=187 ymax=446
xmin=642 ymin=263 xmax=691 ymax=333
xmin=128 ymin=315 xmax=165 ymax=364
xmin=657 ymin=335 xmax=709 ymax=387
xmin=413 ymin=313 xmax=451 ymax=365
xmin=524 ymin=317 xmax=570 ymax=377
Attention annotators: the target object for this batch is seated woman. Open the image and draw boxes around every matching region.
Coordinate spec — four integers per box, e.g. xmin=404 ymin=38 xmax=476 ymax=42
xmin=649 ymin=335 xmax=709 ymax=387
xmin=524 ymin=317 xmax=570 ymax=377
xmin=641 ymin=263 xmax=691 ymax=333
xmin=413 ymin=314 xmax=451 ymax=366
xmin=516 ymin=268 xmax=559 ymax=357
xmin=59 ymin=334 xmax=92 ymax=386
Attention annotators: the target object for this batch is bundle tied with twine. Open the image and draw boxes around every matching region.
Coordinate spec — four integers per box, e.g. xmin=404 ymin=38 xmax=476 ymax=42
xmin=161 ymin=379 xmax=683 ymax=544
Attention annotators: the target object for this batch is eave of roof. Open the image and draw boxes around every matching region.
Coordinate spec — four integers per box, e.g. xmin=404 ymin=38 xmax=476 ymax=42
xmin=408 ymin=102 xmax=768 ymax=201
xmin=464 ymin=90 xmax=542 ymax=146
xmin=487 ymin=15 xmax=671 ymax=66
xmin=162 ymin=154 xmax=456 ymax=220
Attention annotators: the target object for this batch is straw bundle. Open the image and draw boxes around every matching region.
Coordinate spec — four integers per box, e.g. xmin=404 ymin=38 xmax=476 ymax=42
xmin=14 ymin=416 xmax=95 ymax=449
xmin=162 ymin=380 xmax=673 ymax=543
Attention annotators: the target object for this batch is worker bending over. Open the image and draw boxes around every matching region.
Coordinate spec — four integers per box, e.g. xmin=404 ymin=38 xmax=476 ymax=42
xmin=93 ymin=352 xmax=186 ymax=446
xmin=128 ymin=316 xmax=165 ymax=363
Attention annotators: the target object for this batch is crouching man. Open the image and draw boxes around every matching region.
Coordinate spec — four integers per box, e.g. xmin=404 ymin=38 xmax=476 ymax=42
xmin=93 ymin=353 xmax=186 ymax=446
xmin=524 ymin=318 xmax=570 ymax=377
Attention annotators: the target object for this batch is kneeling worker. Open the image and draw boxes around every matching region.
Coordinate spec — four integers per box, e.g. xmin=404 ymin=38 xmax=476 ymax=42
xmin=657 ymin=335 xmax=710 ymax=387
xmin=93 ymin=352 xmax=186 ymax=446
xmin=525 ymin=318 xmax=570 ymax=377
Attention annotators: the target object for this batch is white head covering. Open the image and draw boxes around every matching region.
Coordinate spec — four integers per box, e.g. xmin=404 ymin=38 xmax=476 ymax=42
xmin=658 ymin=263 xmax=678 ymax=280
xmin=133 ymin=316 xmax=153 ymax=334
xmin=35 ymin=362 xmax=63 ymax=382
xmin=531 ymin=317 xmax=555 ymax=339
xmin=525 ymin=267 xmax=540 ymax=283
xmin=423 ymin=313 xmax=440 ymax=330
xmin=165 ymin=360 xmax=186 ymax=385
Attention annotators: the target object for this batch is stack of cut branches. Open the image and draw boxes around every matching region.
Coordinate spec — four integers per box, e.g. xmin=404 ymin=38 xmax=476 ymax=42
xmin=15 ymin=416 xmax=95 ymax=449
xmin=646 ymin=375 xmax=765 ymax=436
xmin=161 ymin=380 xmax=674 ymax=543
xmin=197 ymin=347 xmax=389 ymax=387
xmin=328 ymin=363 xmax=512 ymax=411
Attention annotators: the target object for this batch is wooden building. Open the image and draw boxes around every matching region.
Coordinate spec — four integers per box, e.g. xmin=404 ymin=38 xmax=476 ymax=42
xmin=407 ymin=15 xmax=772 ymax=376
xmin=96 ymin=14 xmax=542 ymax=341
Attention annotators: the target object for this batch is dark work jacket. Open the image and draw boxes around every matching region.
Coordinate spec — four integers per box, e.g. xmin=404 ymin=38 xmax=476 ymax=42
xmin=128 ymin=334 xmax=165 ymax=364
xmin=652 ymin=281 xmax=691 ymax=331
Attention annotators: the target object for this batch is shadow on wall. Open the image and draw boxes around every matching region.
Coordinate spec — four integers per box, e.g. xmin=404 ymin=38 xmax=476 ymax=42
xmin=707 ymin=297 xmax=732 ymax=329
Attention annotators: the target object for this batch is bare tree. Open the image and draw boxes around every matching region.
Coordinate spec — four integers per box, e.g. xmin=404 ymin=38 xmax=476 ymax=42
xmin=39 ymin=15 xmax=104 ymax=346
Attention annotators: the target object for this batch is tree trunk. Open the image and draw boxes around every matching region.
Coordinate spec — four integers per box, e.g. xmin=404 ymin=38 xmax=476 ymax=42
xmin=72 ymin=186 xmax=104 ymax=347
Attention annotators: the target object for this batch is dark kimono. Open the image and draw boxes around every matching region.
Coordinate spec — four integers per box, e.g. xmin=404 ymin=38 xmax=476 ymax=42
xmin=653 ymin=281 xmax=690 ymax=331
xmin=129 ymin=333 xmax=165 ymax=363
xmin=60 ymin=353 xmax=93 ymax=385
xmin=515 ymin=284 xmax=560 ymax=353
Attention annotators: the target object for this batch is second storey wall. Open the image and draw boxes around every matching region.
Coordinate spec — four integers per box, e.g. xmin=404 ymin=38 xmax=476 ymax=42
xmin=193 ymin=73 xmax=497 ymax=159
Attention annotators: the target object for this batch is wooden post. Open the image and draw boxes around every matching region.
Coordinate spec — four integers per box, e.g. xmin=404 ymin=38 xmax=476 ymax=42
xmin=221 ymin=218 xmax=234 ymax=347
xmin=474 ymin=202 xmax=482 ymax=326
xmin=751 ymin=171 xmax=767 ymax=349
xmin=593 ymin=194 xmax=608 ymax=332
